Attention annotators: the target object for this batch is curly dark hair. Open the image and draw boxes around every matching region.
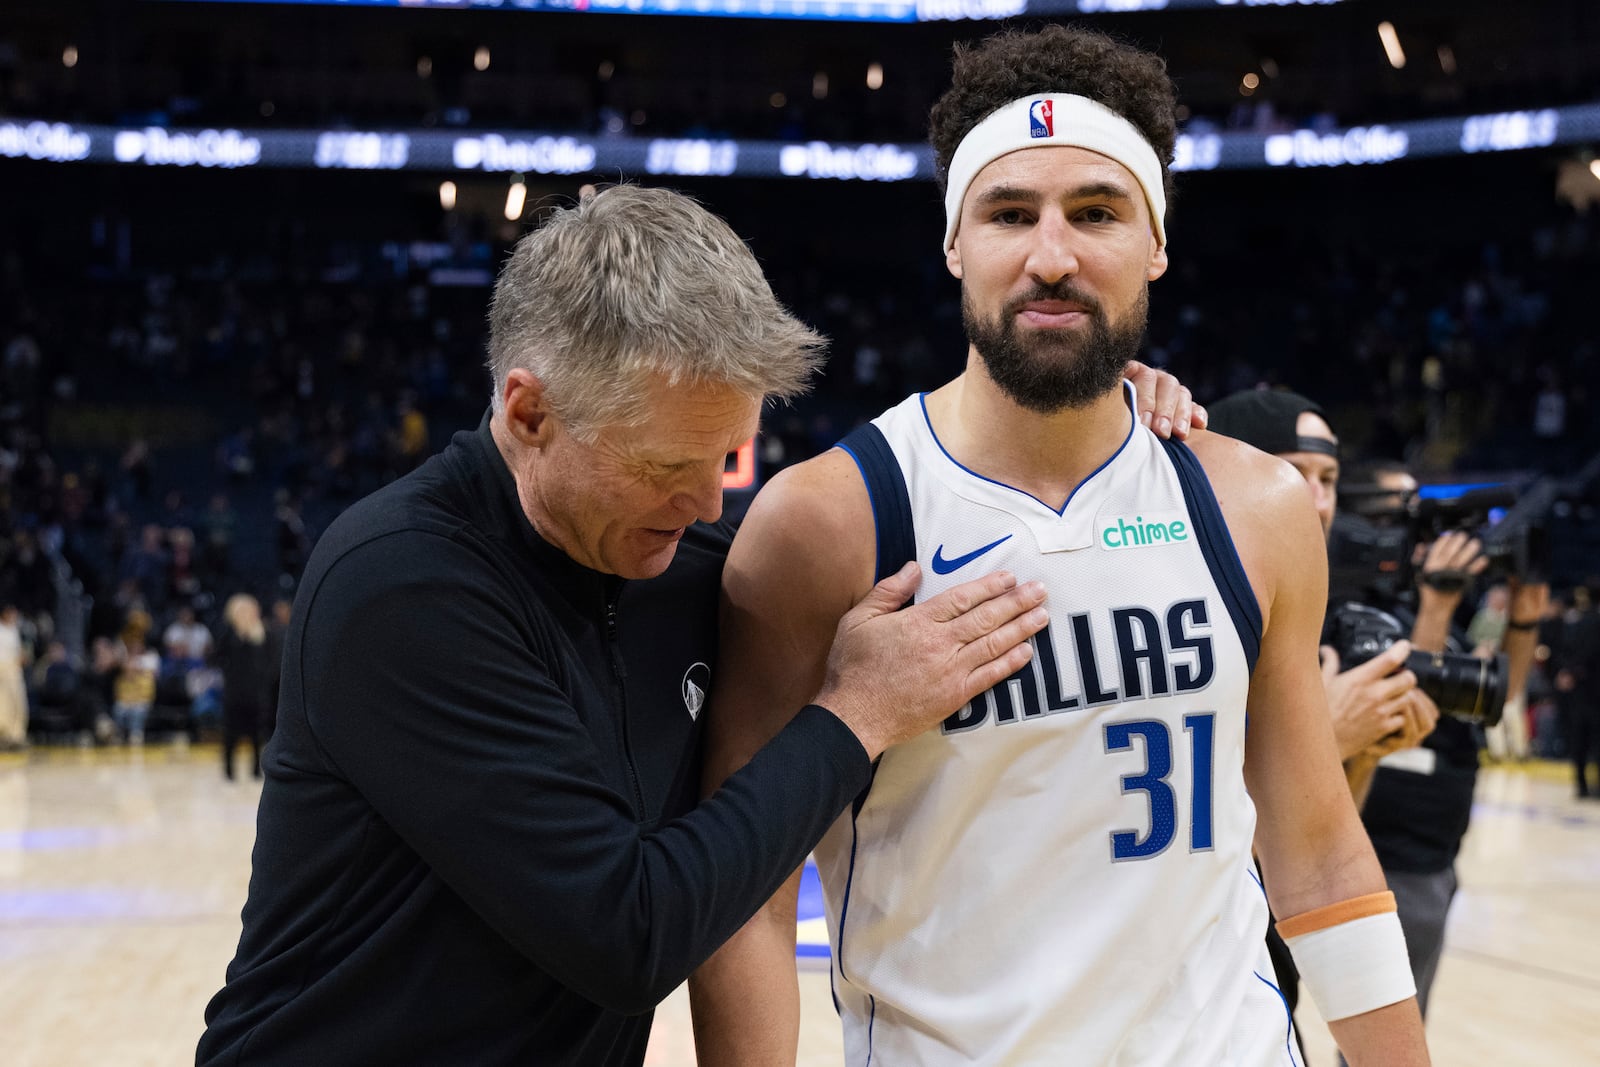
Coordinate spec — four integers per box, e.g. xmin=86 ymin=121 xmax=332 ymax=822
xmin=929 ymin=24 xmax=1179 ymax=204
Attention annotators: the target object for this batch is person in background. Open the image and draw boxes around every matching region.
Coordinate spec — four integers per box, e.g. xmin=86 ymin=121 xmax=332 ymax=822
xmin=113 ymin=626 xmax=160 ymax=745
xmin=1549 ymin=586 xmax=1600 ymax=796
xmin=164 ymin=603 xmax=214 ymax=663
xmin=1343 ymin=460 xmax=1548 ymax=1031
xmin=30 ymin=640 xmax=94 ymax=745
xmin=1468 ymin=584 xmax=1529 ymax=761
xmin=217 ymin=593 xmax=273 ymax=780
xmin=0 ymin=604 xmax=28 ymax=752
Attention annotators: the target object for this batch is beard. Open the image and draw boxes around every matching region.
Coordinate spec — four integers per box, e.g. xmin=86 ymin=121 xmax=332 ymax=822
xmin=962 ymin=281 xmax=1149 ymax=414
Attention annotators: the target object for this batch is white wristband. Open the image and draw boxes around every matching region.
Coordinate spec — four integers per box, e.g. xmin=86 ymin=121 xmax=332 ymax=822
xmin=1284 ymin=911 xmax=1416 ymax=1022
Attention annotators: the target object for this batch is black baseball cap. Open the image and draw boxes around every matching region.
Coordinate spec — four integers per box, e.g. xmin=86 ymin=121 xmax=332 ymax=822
xmin=1206 ymin=389 xmax=1336 ymax=458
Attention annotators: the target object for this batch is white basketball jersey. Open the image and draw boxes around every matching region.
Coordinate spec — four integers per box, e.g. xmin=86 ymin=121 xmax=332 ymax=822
xmin=817 ymin=384 xmax=1300 ymax=1066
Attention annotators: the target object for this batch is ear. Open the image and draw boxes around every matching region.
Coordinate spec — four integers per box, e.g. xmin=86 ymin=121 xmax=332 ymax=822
xmin=945 ymin=240 xmax=963 ymax=280
xmin=500 ymin=368 xmax=559 ymax=449
xmin=1147 ymin=237 xmax=1168 ymax=283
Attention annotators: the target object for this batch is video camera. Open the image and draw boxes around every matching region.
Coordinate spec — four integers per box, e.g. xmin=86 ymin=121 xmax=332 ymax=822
xmin=1320 ymin=471 xmax=1552 ymax=728
xmin=1326 ymin=476 xmax=1552 ymax=606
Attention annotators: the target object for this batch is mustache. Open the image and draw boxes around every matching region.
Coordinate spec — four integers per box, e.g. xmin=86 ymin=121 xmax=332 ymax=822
xmin=1004 ymin=282 xmax=1103 ymax=318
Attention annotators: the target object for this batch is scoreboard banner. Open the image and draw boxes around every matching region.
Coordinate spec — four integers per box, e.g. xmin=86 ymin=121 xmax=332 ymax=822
xmin=166 ymin=0 xmax=1346 ymax=25
xmin=2 ymin=102 xmax=1594 ymax=178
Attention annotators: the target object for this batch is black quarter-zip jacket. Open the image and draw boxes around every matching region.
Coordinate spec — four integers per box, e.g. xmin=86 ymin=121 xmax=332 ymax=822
xmin=198 ymin=415 xmax=871 ymax=1066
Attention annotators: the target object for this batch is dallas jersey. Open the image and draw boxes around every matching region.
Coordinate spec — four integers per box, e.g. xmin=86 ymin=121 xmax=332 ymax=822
xmin=816 ymin=383 xmax=1299 ymax=1066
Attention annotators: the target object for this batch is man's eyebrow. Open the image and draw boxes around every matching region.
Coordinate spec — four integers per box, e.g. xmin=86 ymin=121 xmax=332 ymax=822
xmin=1068 ymin=181 xmax=1136 ymax=203
xmin=973 ymin=185 xmax=1039 ymax=207
xmin=973 ymin=181 xmax=1136 ymax=207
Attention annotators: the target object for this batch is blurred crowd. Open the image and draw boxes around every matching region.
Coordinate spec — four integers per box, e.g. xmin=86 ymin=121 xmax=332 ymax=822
xmin=0 ymin=241 xmax=486 ymax=770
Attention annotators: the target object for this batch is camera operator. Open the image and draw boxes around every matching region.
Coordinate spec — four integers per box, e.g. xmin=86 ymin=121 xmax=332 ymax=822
xmin=1333 ymin=458 xmax=1548 ymax=1025
xmin=1208 ymin=392 xmax=1441 ymax=802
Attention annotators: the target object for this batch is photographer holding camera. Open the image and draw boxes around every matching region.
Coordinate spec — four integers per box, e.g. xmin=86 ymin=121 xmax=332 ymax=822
xmin=1210 ymin=392 xmax=1551 ymax=1049
xmin=1208 ymin=392 xmax=1442 ymax=802
xmin=1336 ymin=458 xmax=1548 ymax=1022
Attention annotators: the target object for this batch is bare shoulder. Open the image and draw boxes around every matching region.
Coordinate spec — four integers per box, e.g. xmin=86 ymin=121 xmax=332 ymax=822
xmin=707 ymin=445 xmax=878 ymax=775
xmin=1184 ymin=429 xmax=1318 ymax=531
xmin=726 ymin=445 xmax=876 ymax=613
xmin=1183 ymin=429 xmax=1326 ymax=628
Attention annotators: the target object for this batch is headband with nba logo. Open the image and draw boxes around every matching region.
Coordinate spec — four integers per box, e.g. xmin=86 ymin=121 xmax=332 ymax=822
xmin=941 ymin=94 xmax=1168 ymax=254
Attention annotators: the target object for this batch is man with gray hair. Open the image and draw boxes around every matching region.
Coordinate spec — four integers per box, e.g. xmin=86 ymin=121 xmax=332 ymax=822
xmin=198 ymin=184 xmax=1054 ymax=1066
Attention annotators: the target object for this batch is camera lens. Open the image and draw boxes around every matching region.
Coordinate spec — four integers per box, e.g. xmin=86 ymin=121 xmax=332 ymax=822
xmin=1404 ymin=650 xmax=1508 ymax=727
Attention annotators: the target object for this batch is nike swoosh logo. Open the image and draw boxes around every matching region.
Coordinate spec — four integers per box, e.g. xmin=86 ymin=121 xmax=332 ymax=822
xmin=930 ymin=534 xmax=1014 ymax=575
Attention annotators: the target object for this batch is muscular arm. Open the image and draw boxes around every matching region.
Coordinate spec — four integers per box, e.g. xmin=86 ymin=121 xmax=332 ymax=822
xmin=1193 ymin=434 xmax=1430 ymax=1065
xmin=689 ymin=451 xmax=876 ymax=1066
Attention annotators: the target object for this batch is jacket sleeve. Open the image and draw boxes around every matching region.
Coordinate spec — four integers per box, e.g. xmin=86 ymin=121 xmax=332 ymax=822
xmin=297 ymin=530 xmax=869 ymax=1014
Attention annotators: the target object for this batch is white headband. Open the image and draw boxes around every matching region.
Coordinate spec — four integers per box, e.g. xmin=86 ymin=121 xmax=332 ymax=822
xmin=941 ymin=93 xmax=1168 ymax=254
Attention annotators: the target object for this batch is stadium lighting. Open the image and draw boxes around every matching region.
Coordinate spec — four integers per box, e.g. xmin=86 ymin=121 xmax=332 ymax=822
xmin=1260 ymin=57 xmax=1279 ymax=79
xmin=813 ymin=72 xmax=828 ymax=100
xmin=866 ymin=63 xmax=884 ymax=91
xmin=770 ymin=92 xmax=787 ymax=109
xmin=1378 ymin=22 xmax=1406 ymax=70
xmin=1591 ymin=159 xmax=1600 ymax=181
xmin=439 ymin=180 xmax=457 ymax=211
xmin=417 ymin=56 xmax=433 ymax=79
xmin=62 ymin=45 xmax=79 ymax=69
xmin=474 ymin=47 xmax=491 ymax=72
xmin=1242 ymin=73 xmax=1261 ymax=90
xmin=598 ymin=60 xmax=615 ymax=82
xmin=504 ymin=179 xmax=526 ymax=220
xmin=1437 ymin=44 xmax=1457 ymax=75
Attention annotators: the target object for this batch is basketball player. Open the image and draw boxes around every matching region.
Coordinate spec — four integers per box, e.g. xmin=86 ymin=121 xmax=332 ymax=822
xmin=690 ymin=26 xmax=1429 ymax=1066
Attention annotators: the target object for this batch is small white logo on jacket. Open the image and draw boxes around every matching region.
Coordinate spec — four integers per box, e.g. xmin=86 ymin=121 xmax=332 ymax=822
xmin=682 ymin=663 xmax=711 ymax=720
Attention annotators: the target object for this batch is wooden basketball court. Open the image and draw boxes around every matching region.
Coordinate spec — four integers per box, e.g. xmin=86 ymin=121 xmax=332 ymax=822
xmin=2 ymin=744 xmax=1596 ymax=1065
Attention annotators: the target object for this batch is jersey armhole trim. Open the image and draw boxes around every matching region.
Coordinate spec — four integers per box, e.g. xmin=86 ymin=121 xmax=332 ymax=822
xmin=836 ymin=424 xmax=916 ymax=585
xmin=1159 ymin=438 xmax=1264 ymax=673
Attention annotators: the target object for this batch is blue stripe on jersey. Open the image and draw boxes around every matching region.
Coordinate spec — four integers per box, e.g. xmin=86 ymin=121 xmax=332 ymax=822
xmin=1158 ymin=438 xmax=1264 ymax=673
xmin=836 ymin=807 xmax=864 ymax=986
xmin=865 ymin=993 xmax=878 ymax=1067
xmin=1252 ymin=970 xmax=1304 ymax=1067
xmin=832 ymin=423 xmax=906 ymax=1062
xmin=837 ymin=423 xmax=916 ymax=584
xmin=918 ymin=392 xmax=1136 ymax=517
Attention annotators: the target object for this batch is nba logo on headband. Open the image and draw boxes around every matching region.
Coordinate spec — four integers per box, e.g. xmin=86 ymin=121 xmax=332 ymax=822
xmin=943 ymin=94 xmax=1168 ymax=253
xmin=1029 ymin=99 xmax=1053 ymax=138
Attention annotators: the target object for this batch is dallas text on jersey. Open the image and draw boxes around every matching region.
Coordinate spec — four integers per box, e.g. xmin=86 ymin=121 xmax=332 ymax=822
xmin=943 ymin=597 xmax=1216 ymax=734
